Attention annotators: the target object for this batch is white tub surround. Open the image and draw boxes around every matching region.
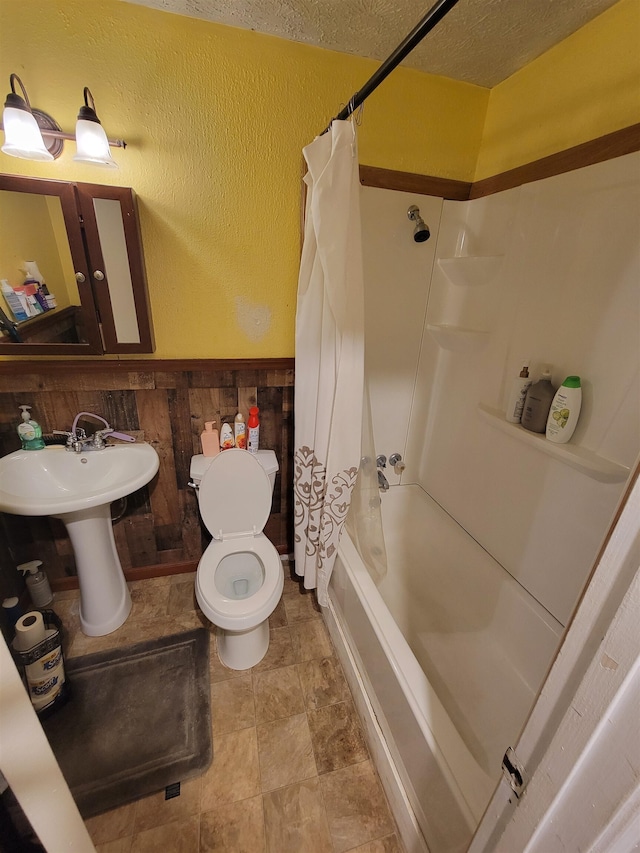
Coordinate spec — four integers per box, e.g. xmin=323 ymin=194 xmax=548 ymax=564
xmin=330 ymin=485 xmax=563 ymax=852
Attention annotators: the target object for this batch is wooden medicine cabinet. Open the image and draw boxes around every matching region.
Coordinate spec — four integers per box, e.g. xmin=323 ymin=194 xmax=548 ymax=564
xmin=0 ymin=174 xmax=154 ymax=355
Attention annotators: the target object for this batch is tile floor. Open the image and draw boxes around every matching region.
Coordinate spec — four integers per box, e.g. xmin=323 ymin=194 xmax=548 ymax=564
xmin=52 ymin=564 xmax=404 ymax=853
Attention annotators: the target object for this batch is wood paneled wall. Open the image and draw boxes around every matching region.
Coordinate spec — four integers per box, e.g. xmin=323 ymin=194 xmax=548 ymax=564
xmin=0 ymin=359 xmax=294 ymax=596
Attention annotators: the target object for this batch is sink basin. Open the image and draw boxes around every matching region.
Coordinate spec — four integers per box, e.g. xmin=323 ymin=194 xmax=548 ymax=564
xmin=0 ymin=444 xmax=159 ymax=516
xmin=0 ymin=443 xmax=159 ymax=637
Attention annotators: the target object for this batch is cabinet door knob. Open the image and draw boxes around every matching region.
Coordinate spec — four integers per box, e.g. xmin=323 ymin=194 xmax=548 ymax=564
xmin=75 ymin=272 xmax=86 ymax=283
xmin=93 ymin=270 xmax=105 ymax=281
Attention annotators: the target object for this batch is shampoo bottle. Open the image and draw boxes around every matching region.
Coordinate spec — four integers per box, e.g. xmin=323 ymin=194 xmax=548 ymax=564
xmin=248 ymin=407 xmax=260 ymax=454
xmin=546 ymin=376 xmax=582 ymax=444
xmin=505 ymin=361 xmax=532 ymax=423
xmin=17 ymin=405 xmax=45 ymax=450
xmin=18 ymin=560 xmax=53 ymax=608
xmin=234 ymin=412 xmax=247 ymax=449
xmin=201 ymin=421 xmax=220 ymax=457
xmin=521 ymin=366 xmax=556 ymax=433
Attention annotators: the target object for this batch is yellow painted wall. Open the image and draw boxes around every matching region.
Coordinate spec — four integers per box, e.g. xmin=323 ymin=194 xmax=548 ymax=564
xmin=1 ymin=0 xmax=638 ymax=359
xmin=475 ymin=0 xmax=640 ymax=180
xmin=0 ymin=0 xmax=486 ymax=359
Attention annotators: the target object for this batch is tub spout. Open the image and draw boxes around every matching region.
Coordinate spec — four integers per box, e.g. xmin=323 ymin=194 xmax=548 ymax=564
xmin=377 ymin=468 xmax=389 ymax=491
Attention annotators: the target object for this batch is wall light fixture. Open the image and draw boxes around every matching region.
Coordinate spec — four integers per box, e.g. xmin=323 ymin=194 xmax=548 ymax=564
xmin=1 ymin=74 xmax=126 ymax=166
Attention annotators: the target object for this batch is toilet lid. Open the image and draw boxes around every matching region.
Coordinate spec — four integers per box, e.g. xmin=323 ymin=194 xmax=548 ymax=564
xmin=198 ymin=449 xmax=272 ymax=539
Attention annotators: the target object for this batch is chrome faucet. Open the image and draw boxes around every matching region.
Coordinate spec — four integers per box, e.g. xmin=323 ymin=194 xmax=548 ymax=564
xmin=53 ymin=412 xmax=135 ymax=452
xmin=376 ymin=455 xmax=390 ymax=492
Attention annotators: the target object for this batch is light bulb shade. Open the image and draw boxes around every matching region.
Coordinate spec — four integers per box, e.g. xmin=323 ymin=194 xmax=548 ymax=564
xmin=1 ymin=104 xmax=53 ymax=161
xmin=73 ymin=117 xmax=117 ymax=167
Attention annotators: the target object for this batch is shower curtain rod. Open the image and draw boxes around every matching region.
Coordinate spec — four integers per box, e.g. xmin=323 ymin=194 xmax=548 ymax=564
xmin=322 ymin=0 xmax=461 ymax=134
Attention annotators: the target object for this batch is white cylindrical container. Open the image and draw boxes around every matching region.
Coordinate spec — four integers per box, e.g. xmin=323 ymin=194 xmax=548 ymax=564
xmin=546 ymin=376 xmax=582 ymax=444
xmin=505 ymin=361 xmax=532 ymax=423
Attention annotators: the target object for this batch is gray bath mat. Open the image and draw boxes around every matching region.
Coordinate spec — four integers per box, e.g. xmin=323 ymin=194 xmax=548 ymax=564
xmin=42 ymin=628 xmax=212 ymax=818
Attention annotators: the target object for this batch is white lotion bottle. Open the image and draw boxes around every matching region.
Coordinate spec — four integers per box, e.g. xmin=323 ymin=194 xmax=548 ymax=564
xmin=505 ymin=361 xmax=532 ymax=423
xmin=546 ymin=376 xmax=582 ymax=444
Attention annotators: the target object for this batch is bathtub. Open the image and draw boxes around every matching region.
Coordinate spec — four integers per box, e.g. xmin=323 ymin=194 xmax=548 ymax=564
xmin=326 ymin=484 xmax=563 ymax=853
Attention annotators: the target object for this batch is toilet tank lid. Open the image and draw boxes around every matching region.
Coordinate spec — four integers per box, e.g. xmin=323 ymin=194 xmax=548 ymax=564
xmin=190 ymin=449 xmax=278 ymax=484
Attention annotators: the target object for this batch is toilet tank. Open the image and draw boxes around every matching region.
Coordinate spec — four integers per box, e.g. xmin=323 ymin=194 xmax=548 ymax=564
xmin=190 ymin=449 xmax=279 ymax=493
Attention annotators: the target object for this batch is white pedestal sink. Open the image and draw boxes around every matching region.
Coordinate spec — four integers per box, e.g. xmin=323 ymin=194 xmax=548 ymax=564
xmin=0 ymin=444 xmax=159 ymax=636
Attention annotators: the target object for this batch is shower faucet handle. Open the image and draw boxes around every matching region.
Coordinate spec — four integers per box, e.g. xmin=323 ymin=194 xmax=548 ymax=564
xmin=376 ymin=455 xmax=387 ymax=468
xmin=389 ymin=453 xmax=406 ymax=474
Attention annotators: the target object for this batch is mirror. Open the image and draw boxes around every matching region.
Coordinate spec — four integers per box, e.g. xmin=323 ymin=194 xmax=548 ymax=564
xmin=0 ymin=174 xmax=154 ymax=355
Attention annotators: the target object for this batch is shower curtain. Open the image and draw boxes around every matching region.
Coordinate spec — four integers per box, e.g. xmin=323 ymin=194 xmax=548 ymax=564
xmin=293 ymin=120 xmax=365 ymax=606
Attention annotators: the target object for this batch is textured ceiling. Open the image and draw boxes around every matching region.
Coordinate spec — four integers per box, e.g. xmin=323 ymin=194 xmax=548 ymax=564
xmin=121 ymin=0 xmax=620 ymax=87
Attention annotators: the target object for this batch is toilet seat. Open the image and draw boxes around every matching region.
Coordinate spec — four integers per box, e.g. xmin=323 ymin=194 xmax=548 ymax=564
xmin=198 ymin=449 xmax=271 ymax=540
xmin=196 ymin=534 xmax=282 ymax=630
xmin=195 ymin=450 xmax=283 ymax=632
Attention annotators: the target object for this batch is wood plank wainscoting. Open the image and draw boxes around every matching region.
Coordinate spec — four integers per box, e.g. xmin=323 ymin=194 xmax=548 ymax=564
xmin=0 ymin=359 xmax=294 ymax=597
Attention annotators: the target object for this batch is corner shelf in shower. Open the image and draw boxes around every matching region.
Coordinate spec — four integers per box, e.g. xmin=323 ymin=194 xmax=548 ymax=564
xmin=437 ymin=255 xmax=504 ymax=288
xmin=427 ymin=324 xmax=490 ymax=352
xmin=477 ymin=404 xmax=630 ymax=483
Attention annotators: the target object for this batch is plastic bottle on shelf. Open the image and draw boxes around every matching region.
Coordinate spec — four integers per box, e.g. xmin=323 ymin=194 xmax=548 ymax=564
xmin=505 ymin=361 xmax=532 ymax=423
xmin=220 ymin=423 xmax=235 ymax=450
xmin=18 ymin=560 xmax=53 ymax=608
xmin=200 ymin=421 xmax=220 ymax=457
xmin=521 ymin=366 xmax=556 ymax=433
xmin=234 ymin=412 xmax=247 ymax=449
xmin=248 ymin=407 xmax=260 ymax=454
xmin=546 ymin=376 xmax=582 ymax=444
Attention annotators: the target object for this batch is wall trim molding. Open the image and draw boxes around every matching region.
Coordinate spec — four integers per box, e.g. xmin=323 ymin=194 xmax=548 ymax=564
xmin=0 ymin=357 xmax=295 ymax=374
xmin=360 ymin=122 xmax=640 ymax=200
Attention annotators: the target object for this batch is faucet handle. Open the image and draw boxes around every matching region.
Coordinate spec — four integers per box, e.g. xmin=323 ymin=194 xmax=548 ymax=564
xmin=376 ymin=455 xmax=387 ymax=468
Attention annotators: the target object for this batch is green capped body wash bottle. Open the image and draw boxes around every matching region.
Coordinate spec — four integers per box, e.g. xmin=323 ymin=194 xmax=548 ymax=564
xmin=17 ymin=405 xmax=45 ymax=450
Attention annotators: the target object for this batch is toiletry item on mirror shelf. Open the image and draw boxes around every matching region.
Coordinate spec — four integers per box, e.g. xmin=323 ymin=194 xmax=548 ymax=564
xmin=17 ymin=405 xmax=45 ymax=450
xmin=248 ymin=407 xmax=260 ymax=454
xmin=220 ymin=423 xmax=234 ymax=450
xmin=505 ymin=361 xmax=532 ymax=423
xmin=24 ymin=277 xmax=49 ymax=312
xmin=234 ymin=412 xmax=247 ymax=449
xmin=1 ymin=280 xmax=28 ymax=321
xmin=546 ymin=376 xmax=582 ymax=444
xmin=201 ymin=421 xmax=220 ymax=458
xmin=521 ymin=366 xmax=556 ymax=433
xmin=18 ymin=560 xmax=53 ymax=608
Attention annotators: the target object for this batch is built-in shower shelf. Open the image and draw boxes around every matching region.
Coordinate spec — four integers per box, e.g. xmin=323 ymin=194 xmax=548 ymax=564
xmin=437 ymin=255 xmax=504 ymax=288
xmin=427 ymin=324 xmax=490 ymax=352
xmin=477 ymin=404 xmax=631 ymax=483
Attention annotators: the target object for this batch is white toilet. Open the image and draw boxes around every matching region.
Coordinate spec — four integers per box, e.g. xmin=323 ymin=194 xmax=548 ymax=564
xmin=190 ymin=448 xmax=283 ymax=670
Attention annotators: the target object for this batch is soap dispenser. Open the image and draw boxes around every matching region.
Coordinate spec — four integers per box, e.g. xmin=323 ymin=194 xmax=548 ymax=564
xmin=201 ymin=422 xmax=220 ymax=458
xmin=17 ymin=405 xmax=45 ymax=450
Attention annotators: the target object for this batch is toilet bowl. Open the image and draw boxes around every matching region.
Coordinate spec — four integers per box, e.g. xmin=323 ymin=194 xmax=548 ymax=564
xmin=190 ymin=448 xmax=283 ymax=670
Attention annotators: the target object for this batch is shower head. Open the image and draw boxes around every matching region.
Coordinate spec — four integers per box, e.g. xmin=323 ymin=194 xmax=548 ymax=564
xmin=407 ymin=205 xmax=431 ymax=243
